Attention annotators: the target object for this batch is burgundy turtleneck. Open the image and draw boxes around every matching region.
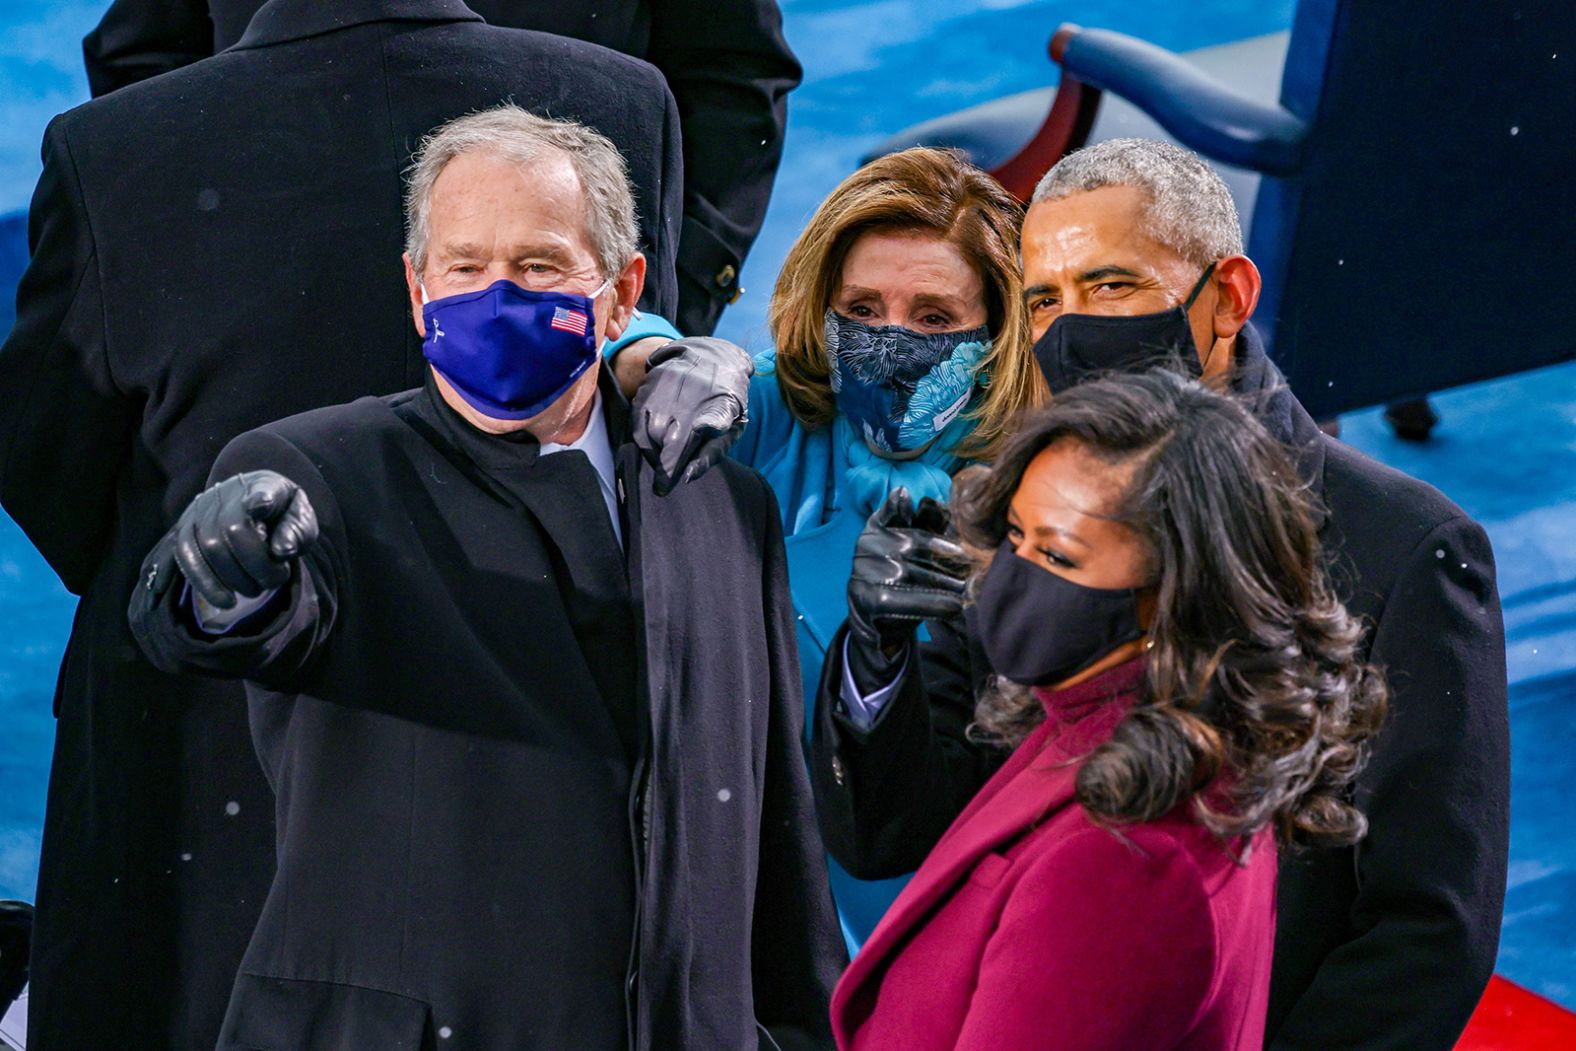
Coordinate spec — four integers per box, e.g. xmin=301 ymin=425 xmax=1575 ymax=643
xmin=1029 ymin=652 xmax=1148 ymax=757
xmin=832 ymin=655 xmax=1279 ymax=1051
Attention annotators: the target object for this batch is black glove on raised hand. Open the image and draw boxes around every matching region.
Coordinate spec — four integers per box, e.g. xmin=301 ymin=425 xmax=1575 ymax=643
xmin=845 ymin=488 xmax=972 ymax=694
xmin=154 ymin=470 xmax=318 ymax=612
xmin=631 ymin=336 xmax=753 ymax=496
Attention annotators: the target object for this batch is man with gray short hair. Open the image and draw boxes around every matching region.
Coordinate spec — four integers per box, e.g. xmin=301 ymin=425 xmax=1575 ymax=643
xmin=814 ymin=138 xmax=1508 ymax=1050
xmin=1024 ymin=141 xmax=1507 ymax=1051
xmin=128 ymin=106 xmax=843 ymax=1051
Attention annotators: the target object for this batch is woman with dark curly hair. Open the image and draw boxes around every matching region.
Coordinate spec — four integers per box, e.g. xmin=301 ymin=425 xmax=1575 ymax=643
xmin=829 ymin=369 xmax=1388 ymax=1051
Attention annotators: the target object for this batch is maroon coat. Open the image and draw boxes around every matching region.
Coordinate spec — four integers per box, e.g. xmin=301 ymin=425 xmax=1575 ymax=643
xmin=831 ymin=658 xmax=1278 ymax=1051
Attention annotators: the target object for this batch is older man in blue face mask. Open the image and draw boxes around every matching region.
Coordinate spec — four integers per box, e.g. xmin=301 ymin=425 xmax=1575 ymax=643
xmin=128 ymin=105 xmax=843 ymax=1051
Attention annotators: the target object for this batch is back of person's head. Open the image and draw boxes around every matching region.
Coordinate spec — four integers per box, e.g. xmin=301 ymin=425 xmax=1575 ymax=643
xmin=769 ymin=147 xmax=1042 ymax=458
xmin=1032 ymin=138 xmax=1244 ymax=271
xmin=404 ymin=104 xmax=639 ymax=282
xmin=955 ymin=368 xmax=1387 ymax=850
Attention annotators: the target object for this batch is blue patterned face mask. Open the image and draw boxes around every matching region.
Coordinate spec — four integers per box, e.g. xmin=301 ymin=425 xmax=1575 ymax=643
xmin=824 ymin=309 xmax=991 ymax=455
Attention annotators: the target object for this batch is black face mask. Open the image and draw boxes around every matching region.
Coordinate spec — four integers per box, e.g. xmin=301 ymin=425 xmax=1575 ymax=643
xmin=966 ymin=542 xmax=1146 ymax=687
xmin=1031 ymin=264 xmax=1216 ymax=394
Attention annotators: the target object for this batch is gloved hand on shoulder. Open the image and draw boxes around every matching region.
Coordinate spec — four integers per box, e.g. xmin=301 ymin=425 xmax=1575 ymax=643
xmin=631 ymin=336 xmax=753 ymax=496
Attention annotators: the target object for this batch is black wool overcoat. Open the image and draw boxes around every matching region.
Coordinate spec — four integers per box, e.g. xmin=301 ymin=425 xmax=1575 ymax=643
xmin=0 ymin=2 xmax=682 ymax=1046
xmin=84 ymin=0 xmax=803 ymax=334
xmin=130 ymin=372 xmax=845 ymax=1051
xmin=811 ymin=327 xmax=1510 ymax=1051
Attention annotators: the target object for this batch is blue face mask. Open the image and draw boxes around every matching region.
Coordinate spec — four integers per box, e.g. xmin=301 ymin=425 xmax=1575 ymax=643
xmin=824 ymin=309 xmax=991 ymax=454
xmin=421 ymin=278 xmax=608 ymax=420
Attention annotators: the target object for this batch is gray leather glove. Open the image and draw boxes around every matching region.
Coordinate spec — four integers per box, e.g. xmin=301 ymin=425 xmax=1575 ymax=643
xmin=845 ymin=488 xmax=971 ymax=693
xmin=161 ymin=470 xmax=318 ymax=611
xmin=631 ymin=336 xmax=753 ymax=496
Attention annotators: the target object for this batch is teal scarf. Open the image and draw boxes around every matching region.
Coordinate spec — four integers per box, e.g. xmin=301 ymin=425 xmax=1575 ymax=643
xmin=837 ymin=402 xmax=977 ymax=516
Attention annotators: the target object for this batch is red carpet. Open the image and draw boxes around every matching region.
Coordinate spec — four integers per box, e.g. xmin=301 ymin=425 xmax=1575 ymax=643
xmin=1458 ymin=976 xmax=1576 ymax=1049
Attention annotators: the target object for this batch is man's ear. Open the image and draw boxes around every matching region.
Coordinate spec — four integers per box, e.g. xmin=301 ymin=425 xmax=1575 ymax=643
xmin=403 ymin=253 xmax=426 ymax=338
xmin=1210 ymin=254 xmax=1261 ymax=339
xmin=603 ymin=253 xmax=647 ymax=343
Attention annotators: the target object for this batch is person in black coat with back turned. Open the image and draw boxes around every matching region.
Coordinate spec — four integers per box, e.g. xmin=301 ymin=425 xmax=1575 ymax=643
xmin=812 ymin=139 xmax=1509 ymax=1050
xmin=82 ymin=0 xmax=803 ymax=336
xmin=0 ymin=2 xmax=753 ymax=1047
xmin=126 ymin=105 xmax=841 ymax=1050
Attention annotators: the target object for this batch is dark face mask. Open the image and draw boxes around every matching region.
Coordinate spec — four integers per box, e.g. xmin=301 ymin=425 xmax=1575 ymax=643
xmin=965 ymin=542 xmax=1146 ymax=687
xmin=1031 ymin=264 xmax=1215 ymax=394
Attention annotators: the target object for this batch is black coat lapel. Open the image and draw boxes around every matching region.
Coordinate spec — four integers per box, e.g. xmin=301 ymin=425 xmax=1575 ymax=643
xmin=396 ymin=376 xmax=639 ymax=754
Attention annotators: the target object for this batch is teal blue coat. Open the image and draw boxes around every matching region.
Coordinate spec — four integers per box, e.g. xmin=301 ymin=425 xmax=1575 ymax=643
xmin=730 ymin=349 xmax=976 ymax=952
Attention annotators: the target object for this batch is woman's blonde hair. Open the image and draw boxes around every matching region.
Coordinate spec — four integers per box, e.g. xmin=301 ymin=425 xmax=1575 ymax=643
xmin=767 ymin=148 xmax=1046 ymax=461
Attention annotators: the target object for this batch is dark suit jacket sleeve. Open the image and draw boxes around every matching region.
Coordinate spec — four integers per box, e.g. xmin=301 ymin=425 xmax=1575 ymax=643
xmin=128 ymin=429 xmax=343 ymax=690
xmin=1270 ymin=515 xmax=1509 ymax=1050
xmin=810 ymin=617 xmax=1006 ymax=880
xmin=647 ymin=0 xmax=801 ymax=334
xmin=0 ymin=117 xmax=136 ymax=595
xmin=81 ymin=0 xmax=214 ymax=97
xmin=750 ymin=480 xmax=845 ymax=1048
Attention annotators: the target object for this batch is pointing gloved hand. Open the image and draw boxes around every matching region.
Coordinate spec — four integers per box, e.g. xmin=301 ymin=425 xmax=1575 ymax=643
xmin=845 ymin=488 xmax=972 ymax=694
xmin=154 ymin=470 xmax=319 ymax=612
xmin=631 ymin=336 xmax=753 ymax=496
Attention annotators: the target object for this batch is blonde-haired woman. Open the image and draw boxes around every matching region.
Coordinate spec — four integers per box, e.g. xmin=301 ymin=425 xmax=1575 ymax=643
xmin=610 ymin=147 xmax=1044 ymax=948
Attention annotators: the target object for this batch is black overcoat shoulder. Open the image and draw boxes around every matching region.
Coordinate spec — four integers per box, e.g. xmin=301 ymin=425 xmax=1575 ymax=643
xmin=0 ymin=3 xmax=682 ymax=1046
xmin=130 ymin=379 xmax=844 ymax=1050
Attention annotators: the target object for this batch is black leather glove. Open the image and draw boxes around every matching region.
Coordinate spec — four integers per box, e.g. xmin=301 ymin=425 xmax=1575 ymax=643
xmin=631 ymin=336 xmax=753 ymax=496
xmin=156 ymin=470 xmax=318 ymax=611
xmin=845 ymin=488 xmax=971 ymax=694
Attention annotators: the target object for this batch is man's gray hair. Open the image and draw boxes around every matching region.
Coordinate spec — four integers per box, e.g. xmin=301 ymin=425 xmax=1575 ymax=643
xmin=405 ymin=104 xmax=639 ymax=280
xmin=1031 ymin=139 xmax=1243 ymax=267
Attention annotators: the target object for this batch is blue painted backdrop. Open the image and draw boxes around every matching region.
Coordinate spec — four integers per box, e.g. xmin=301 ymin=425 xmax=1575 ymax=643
xmin=2 ymin=0 xmax=1572 ymax=1008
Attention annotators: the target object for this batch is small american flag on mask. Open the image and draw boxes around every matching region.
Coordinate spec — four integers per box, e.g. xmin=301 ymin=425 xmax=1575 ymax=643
xmin=549 ymin=305 xmax=590 ymax=336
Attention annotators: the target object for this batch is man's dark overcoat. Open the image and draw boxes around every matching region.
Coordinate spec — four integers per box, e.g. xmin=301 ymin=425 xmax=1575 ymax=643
xmin=0 ymin=3 xmax=681 ymax=1047
xmin=131 ymin=371 xmax=844 ymax=1051
xmin=83 ymin=0 xmax=803 ymax=335
xmin=810 ymin=328 xmax=1510 ymax=1051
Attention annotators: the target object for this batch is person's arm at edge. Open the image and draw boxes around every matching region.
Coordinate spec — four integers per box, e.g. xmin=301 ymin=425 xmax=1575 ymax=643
xmin=1269 ymin=515 xmax=1509 ymax=1050
xmin=647 ymin=0 xmax=802 ymax=335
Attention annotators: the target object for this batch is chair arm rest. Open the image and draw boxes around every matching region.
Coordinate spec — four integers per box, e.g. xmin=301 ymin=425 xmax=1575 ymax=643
xmin=1054 ymin=24 xmax=1308 ymax=176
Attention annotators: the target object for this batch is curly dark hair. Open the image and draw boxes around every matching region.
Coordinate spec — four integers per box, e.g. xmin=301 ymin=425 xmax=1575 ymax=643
xmin=953 ymin=369 xmax=1388 ymax=850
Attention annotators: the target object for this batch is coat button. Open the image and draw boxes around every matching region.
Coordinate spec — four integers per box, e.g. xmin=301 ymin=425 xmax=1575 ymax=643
xmin=714 ymin=264 xmax=744 ymax=303
xmin=831 ymin=754 xmax=846 ymax=787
